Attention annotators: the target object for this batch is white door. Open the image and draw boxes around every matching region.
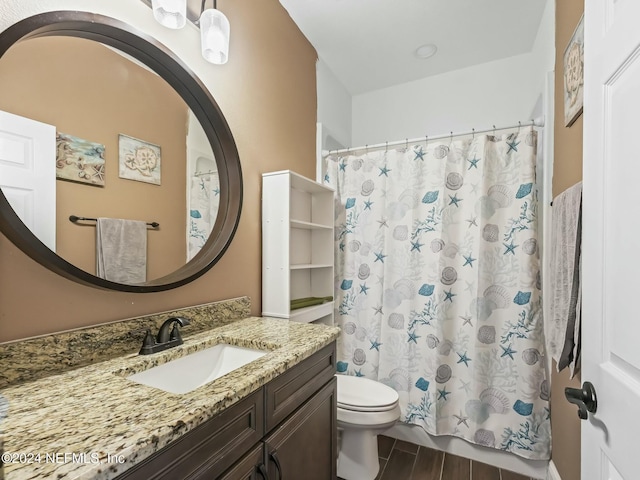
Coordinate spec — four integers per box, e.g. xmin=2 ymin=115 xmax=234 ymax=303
xmin=582 ymin=1 xmax=640 ymax=479
xmin=0 ymin=110 xmax=56 ymax=250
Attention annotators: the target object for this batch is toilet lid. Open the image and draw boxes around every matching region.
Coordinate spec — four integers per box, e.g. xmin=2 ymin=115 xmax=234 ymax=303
xmin=336 ymin=374 xmax=399 ymax=411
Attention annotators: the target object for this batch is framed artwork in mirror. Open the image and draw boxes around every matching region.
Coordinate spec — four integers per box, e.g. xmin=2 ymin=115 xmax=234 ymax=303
xmin=118 ymin=133 xmax=161 ymax=185
xmin=55 ymin=132 xmax=105 ymax=186
xmin=563 ymin=14 xmax=584 ymax=127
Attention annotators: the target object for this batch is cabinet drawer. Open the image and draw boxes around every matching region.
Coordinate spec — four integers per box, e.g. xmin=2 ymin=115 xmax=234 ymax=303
xmin=117 ymin=389 xmax=264 ymax=480
xmin=265 ymin=342 xmax=336 ymax=432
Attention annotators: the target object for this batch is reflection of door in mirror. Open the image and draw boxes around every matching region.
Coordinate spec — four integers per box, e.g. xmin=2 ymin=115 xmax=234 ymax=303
xmin=0 ymin=36 xmax=219 ymax=282
xmin=0 ymin=110 xmax=56 ymax=250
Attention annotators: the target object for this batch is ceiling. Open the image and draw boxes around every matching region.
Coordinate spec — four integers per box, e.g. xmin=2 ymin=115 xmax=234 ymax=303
xmin=278 ymin=0 xmax=548 ymax=95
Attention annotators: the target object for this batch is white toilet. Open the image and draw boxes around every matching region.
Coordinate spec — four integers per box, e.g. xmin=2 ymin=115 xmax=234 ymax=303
xmin=336 ymin=374 xmax=401 ymax=480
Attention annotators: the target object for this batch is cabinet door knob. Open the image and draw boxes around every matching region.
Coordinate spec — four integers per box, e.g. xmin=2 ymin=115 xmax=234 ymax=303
xmin=565 ymin=381 xmax=598 ymax=420
xmin=269 ymin=449 xmax=283 ymax=480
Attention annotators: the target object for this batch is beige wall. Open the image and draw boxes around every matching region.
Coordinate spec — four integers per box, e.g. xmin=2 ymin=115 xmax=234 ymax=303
xmin=552 ymin=0 xmax=584 ymax=479
xmin=0 ymin=0 xmax=317 ymax=342
xmin=0 ymin=36 xmax=188 ymax=280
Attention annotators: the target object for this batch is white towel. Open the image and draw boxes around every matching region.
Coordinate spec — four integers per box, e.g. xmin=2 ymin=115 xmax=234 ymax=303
xmin=96 ymin=218 xmax=147 ymax=283
xmin=547 ymin=182 xmax=582 ymax=378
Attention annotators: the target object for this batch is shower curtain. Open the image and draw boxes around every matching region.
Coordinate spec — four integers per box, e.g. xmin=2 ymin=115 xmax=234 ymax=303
xmin=188 ymin=172 xmax=220 ymax=260
xmin=324 ymin=129 xmax=550 ymax=460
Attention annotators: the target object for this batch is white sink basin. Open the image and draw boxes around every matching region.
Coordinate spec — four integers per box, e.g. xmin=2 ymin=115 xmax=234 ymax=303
xmin=127 ymin=344 xmax=268 ymax=394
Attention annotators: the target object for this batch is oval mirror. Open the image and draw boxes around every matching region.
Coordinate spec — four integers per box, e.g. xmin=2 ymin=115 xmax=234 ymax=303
xmin=0 ymin=11 xmax=243 ymax=292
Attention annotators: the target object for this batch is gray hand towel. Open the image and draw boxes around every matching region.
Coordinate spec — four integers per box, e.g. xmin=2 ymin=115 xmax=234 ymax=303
xmin=96 ymin=218 xmax=147 ymax=283
xmin=547 ymin=182 xmax=582 ymax=378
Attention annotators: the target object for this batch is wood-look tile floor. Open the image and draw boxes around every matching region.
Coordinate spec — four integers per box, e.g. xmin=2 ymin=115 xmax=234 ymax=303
xmin=339 ymin=436 xmax=540 ymax=480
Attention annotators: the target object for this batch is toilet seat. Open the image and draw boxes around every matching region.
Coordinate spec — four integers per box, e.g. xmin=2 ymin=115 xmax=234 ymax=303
xmin=336 ymin=374 xmax=399 ymax=412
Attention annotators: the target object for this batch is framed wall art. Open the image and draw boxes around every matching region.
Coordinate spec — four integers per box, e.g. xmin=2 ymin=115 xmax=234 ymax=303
xmin=118 ymin=134 xmax=161 ymax=185
xmin=55 ymin=132 xmax=106 ymax=186
xmin=563 ymin=14 xmax=584 ymax=127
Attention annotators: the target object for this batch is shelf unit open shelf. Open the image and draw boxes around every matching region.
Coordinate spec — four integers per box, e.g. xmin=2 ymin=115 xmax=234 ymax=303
xmin=262 ymin=170 xmax=335 ymax=326
xmin=290 ymin=219 xmax=333 ymax=230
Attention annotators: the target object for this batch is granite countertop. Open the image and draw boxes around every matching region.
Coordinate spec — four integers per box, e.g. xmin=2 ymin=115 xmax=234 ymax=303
xmin=1 ymin=317 xmax=340 ymax=480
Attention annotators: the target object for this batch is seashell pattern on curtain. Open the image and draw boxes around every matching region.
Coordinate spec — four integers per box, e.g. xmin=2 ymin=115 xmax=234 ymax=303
xmin=187 ymin=173 xmax=220 ymax=260
xmin=324 ymin=130 xmax=550 ymax=460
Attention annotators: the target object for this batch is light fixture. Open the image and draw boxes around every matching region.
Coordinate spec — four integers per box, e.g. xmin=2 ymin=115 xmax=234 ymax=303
xmin=146 ymin=0 xmax=230 ymax=65
xmin=414 ymin=43 xmax=438 ymax=60
xmin=199 ymin=0 xmax=230 ymax=64
xmin=151 ymin=0 xmax=187 ymax=29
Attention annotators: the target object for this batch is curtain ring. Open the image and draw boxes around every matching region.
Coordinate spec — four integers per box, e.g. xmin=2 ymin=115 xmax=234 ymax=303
xmin=365 ymin=144 xmax=369 ymax=154
xmin=493 ymin=125 xmax=496 ymax=136
xmin=405 ymin=138 xmax=409 ymax=150
xmin=518 ymin=121 xmax=522 ymax=133
xmin=425 ymin=134 xmax=428 ymax=147
xmin=385 ymin=141 xmax=388 ymax=152
xmin=472 ymin=128 xmax=475 ymax=139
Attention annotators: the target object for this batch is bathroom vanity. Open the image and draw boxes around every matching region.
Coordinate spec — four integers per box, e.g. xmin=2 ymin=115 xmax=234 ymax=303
xmin=0 ymin=311 xmax=340 ymax=480
xmin=117 ymin=343 xmax=337 ymax=479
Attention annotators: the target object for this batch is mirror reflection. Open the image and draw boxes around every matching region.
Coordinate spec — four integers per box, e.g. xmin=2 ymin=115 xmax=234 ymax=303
xmin=0 ymin=35 xmax=219 ymax=283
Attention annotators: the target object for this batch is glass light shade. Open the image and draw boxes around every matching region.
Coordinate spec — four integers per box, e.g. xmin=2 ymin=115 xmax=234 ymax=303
xmin=200 ymin=8 xmax=230 ymax=64
xmin=151 ymin=0 xmax=187 ymax=29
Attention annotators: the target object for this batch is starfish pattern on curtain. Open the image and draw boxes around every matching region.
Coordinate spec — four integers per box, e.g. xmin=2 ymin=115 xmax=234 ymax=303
xmin=188 ymin=172 xmax=220 ymax=260
xmin=325 ymin=130 xmax=550 ymax=460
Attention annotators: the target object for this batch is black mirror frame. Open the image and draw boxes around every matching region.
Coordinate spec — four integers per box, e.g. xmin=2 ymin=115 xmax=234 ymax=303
xmin=0 ymin=11 xmax=243 ymax=292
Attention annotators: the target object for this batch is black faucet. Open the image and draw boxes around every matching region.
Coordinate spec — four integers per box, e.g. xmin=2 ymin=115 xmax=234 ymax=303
xmin=139 ymin=316 xmax=191 ymax=355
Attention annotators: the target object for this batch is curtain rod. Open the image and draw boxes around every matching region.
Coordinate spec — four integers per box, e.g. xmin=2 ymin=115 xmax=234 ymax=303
xmin=194 ymin=170 xmax=219 ymax=177
xmin=69 ymin=215 xmax=160 ymax=228
xmin=322 ymin=116 xmax=545 ymax=157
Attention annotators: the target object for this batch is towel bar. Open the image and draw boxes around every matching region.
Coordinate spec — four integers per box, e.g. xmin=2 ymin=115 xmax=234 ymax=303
xmin=69 ymin=215 xmax=159 ymax=228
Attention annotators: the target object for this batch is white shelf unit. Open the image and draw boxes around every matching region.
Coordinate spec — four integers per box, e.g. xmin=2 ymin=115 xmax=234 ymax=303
xmin=262 ymin=170 xmax=335 ymax=326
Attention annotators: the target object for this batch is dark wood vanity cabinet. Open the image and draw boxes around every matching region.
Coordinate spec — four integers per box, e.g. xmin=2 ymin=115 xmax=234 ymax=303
xmin=263 ymin=380 xmax=337 ymax=480
xmin=116 ymin=342 xmax=337 ymax=480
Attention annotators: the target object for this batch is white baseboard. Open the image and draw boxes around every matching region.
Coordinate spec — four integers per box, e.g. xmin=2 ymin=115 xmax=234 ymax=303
xmin=547 ymin=460 xmax=562 ymax=480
